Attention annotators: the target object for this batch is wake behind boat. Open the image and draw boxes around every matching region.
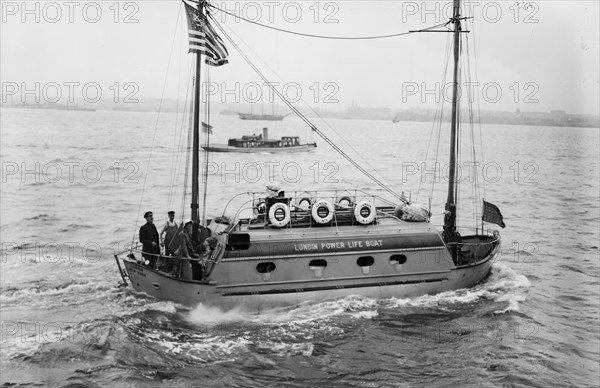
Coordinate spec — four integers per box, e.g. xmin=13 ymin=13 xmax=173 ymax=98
xmin=114 ymin=0 xmax=505 ymax=309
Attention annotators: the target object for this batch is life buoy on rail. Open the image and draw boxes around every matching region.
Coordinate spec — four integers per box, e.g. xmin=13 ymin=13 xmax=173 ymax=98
xmin=311 ymin=199 xmax=334 ymax=224
xmin=268 ymin=202 xmax=291 ymax=227
xmin=297 ymin=197 xmax=312 ymax=209
xmin=337 ymin=196 xmax=354 ymax=207
xmin=354 ymin=200 xmax=376 ymax=225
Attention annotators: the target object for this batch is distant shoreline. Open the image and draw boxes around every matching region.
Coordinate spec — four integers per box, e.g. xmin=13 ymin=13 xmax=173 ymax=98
xmin=2 ymin=104 xmax=598 ymax=129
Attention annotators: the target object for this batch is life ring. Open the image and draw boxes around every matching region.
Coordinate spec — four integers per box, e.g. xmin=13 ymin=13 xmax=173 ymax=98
xmin=337 ymin=196 xmax=354 ymax=207
xmin=297 ymin=197 xmax=312 ymax=209
xmin=354 ymin=200 xmax=376 ymax=224
xmin=268 ymin=202 xmax=291 ymax=227
xmin=256 ymin=201 xmax=266 ymax=214
xmin=311 ymin=199 xmax=334 ymax=224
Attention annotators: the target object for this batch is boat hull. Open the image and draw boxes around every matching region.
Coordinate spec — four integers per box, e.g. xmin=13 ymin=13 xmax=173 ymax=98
xmin=202 ymin=144 xmax=316 ymax=153
xmin=121 ymin=248 xmax=495 ymax=310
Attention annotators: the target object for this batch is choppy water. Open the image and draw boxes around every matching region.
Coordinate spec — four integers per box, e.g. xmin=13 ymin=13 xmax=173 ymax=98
xmin=1 ymin=108 xmax=598 ymax=387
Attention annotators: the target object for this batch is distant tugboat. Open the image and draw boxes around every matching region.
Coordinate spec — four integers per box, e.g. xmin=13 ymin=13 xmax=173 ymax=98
xmin=54 ymin=103 xmax=96 ymax=112
xmin=202 ymin=127 xmax=316 ymax=153
xmin=238 ymin=112 xmax=286 ymax=121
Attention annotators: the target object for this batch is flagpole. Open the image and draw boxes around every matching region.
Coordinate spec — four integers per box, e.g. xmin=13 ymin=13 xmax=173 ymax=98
xmin=191 ymin=0 xmax=204 ymax=240
xmin=481 ymin=198 xmax=485 ymax=235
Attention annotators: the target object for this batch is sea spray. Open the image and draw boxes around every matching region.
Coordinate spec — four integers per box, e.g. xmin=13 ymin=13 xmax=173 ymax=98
xmin=186 ymin=303 xmax=249 ymax=325
xmin=384 ymin=263 xmax=530 ymax=312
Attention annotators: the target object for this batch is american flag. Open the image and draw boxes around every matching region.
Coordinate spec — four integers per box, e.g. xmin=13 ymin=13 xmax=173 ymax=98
xmin=482 ymin=200 xmax=506 ymax=228
xmin=184 ymin=1 xmax=229 ymax=67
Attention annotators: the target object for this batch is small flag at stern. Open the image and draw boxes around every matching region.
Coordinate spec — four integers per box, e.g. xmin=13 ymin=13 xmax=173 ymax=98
xmin=482 ymin=200 xmax=505 ymax=228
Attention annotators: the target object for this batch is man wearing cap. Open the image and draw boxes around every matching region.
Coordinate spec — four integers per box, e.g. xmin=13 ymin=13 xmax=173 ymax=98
xmin=265 ymin=181 xmax=288 ymax=222
xmin=139 ymin=211 xmax=160 ymax=267
xmin=160 ymin=211 xmax=178 ymax=256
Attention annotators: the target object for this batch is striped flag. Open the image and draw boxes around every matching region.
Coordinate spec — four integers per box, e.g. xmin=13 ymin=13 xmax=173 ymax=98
xmin=202 ymin=121 xmax=213 ymax=134
xmin=482 ymin=200 xmax=506 ymax=228
xmin=184 ymin=1 xmax=229 ymax=67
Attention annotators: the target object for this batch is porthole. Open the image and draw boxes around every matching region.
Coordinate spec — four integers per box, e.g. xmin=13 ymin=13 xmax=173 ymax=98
xmin=357 ymin=256 xmax=374 ymax=267
xmin=309 ymin=259 xmax=327 ymax=268
xmin=256 ymin=262 xmax=276 ymax=273
xmin=390 ymin=254 xmax=407 ymax=265
xmin=309 ymin=259 xmax=326 ymax=278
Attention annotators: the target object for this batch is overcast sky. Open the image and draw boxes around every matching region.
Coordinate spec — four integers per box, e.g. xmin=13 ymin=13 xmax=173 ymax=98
xmin=1 ymin=0 xmax=598 ymax=114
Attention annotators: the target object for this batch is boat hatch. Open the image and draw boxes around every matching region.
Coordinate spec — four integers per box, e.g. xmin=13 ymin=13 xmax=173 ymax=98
xmin=227 ymin=233 xmax=250 ymax=250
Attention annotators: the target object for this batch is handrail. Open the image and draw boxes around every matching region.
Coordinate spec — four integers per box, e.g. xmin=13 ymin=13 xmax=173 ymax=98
xmin=222 ymin=189 xmax=402 ymax=220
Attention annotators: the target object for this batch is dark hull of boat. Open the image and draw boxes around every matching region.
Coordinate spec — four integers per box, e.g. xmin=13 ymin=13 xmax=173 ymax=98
xmin=122 ymin=257 xmax=493 ymax=309
xmin=202 ymin=143 xmax=316 ymax=153
xmin=120 ymin=224 xmax=499 ymax=309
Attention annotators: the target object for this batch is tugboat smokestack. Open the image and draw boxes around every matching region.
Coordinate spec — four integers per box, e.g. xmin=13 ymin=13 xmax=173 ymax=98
xmin=263 ymin=127 xmax=268 ymax=140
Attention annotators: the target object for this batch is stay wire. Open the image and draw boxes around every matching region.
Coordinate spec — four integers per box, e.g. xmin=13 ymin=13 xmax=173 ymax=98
xmin=207 ymin=3 xmax=450 ymax=40
xmin=168 ymin=5 xmax=186 ymax=212
xmin=210 ymin=15 xmax=403 ymax=200
xmin=202 ymin=65 xmax=211 ymax=225
xmin=419 ymin=31 xmax=451 ymax=206
xmin=132 ymin=2 xmax=183 ymax=245
xmin=209 ymin=13 xmax=399 ymax=199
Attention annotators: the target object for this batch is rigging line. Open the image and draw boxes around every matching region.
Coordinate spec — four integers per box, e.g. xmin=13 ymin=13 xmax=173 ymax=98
xmin=210 ymin=14 xmax=402 ymax=200
xmin=182 ymin=87 xmax=194 ymax=220
xmin=429 ymin=33 xmax=452 ymax=206
xmin=208 ymin=14 xmax=397 ymax=193
xmin=168 ymin=8 xmax=186 ymax=211
xmin=169 ymin=60 xmax=192 ymax=213
xmin=459 ymin=9 xmax=477 ymax=227
xmin=455 ymin=31 xmax=467 ymax=229
xmin=201 ymin=65 xmax=211 ymax=225
xmin=465 ymin=32 xmax=479 ymax=226
xmin=419 ymin=31 xmax=451 ymax=203
xmin=132 ymin=1 xmax=183 ymax=245
xmin=171 ymin=64 xmax=194 ymax=216
xmin=211 ymin=17 xmax=401 ymax=199
xmin=470 ymin=15 xmax=487 ymax=203
xmin=207 ymin=3 xmax=449 ymax=40
xmin=180 ymin=60 xmax=196 ymax=221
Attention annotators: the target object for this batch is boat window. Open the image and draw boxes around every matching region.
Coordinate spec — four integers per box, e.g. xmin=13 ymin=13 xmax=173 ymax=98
xmin=227 ymin=233 xmax=250 ymax=250
xmin=309 ymin=259 xmax=327 ymax=268
xmin=256 ymin=262 xmax=276 ymax=273
xmin=357 ymin=256 xmax=374 ymax=267
xmin=390 ymin=254 xmax=407 ymax=264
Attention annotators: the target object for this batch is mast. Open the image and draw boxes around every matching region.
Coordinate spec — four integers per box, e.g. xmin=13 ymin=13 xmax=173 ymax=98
xmin=443 ymin=0 xmax=461 ymax=245
xmin=191 ymin=0 xmax=204 ymax=228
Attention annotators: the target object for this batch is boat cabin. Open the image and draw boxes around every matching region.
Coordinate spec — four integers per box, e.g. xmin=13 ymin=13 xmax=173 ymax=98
xmin=227 ymin=136 xmax=301 ymax=148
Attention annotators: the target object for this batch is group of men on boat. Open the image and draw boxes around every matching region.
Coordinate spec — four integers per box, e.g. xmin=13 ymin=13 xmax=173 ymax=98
xmin=138 ymin=210 xmax=211 ymax=279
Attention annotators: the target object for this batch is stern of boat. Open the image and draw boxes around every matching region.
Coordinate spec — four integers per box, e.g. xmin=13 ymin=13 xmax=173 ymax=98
xmin=114 ymin=245 xmax=221 ymax=306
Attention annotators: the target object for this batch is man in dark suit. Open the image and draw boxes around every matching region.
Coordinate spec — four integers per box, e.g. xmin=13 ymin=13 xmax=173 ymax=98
xmin=139 ymin=211 xmax=160 ymax=267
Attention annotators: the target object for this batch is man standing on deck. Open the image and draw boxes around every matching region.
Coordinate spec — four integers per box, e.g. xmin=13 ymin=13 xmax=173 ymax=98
xmin=139 ymin=211 xmax=160 ymax=267
xmin=172 ymin=219 xmax=199 ymax=278
xmin=160 ymin=211 xmax=179 ymax=256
